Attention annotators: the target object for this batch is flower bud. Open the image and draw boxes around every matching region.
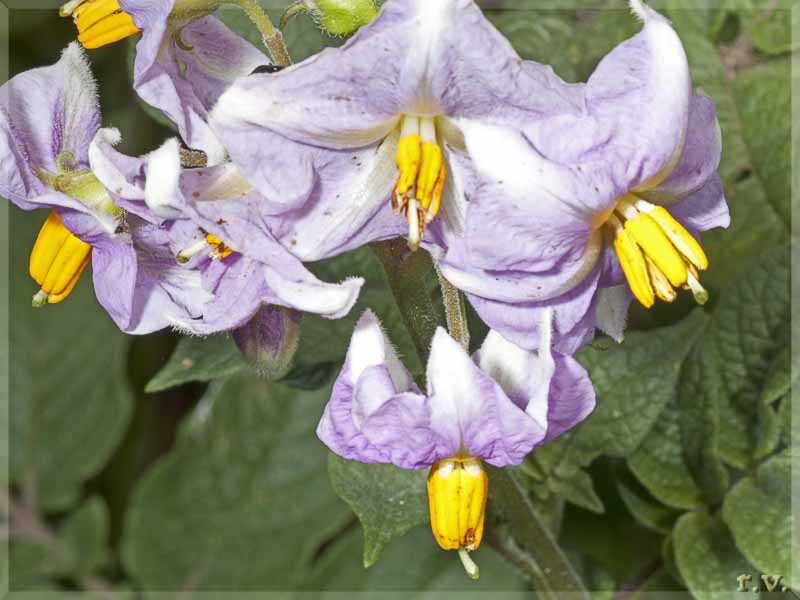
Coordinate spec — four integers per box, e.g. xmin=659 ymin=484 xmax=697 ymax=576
xmin=301 ymin=0 xmax=378 ymax=36
xmin=233 ymin=306 xmax=302 ymax=379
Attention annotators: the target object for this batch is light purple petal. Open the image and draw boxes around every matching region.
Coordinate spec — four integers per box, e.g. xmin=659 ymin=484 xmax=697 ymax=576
xmin=122 ymin=1 xmax=267 ymax=163
xmin=542 ymin=354 xmax=596 ymax=444
xmin=0 ymin=43 xmax=100 ymax=210
xmin=523 ymin=4 xmax=691 ymax=194
xmin=667 ymin=173 xmax=730 ymax=232
xmin=124 ymin=220 xmax=213 ymax=334
xmin=316 ymin=311 xmax=430 ymax=467
xmin=594 ymin=285 xmax=632 ymax=343
xmin=641 ymin=94 xmax=722 ymax=205
xmin=426 ymin=328 xmax=542 ymax=467
xmin=91 ymin=234 xmax=137 ymax=331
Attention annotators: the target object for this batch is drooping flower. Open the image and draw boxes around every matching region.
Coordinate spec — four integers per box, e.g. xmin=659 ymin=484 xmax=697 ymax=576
xmin=439 ymin=0 xmax=730 ymax=354
xmin=317 ymin=310 xmax=595 ymax=574
xmin=89 ymin=135 xmax=365 ymax=336
xmin=210 ymin=0 xmax=579 ymax=259
xmin=60 ymin=0 xmax=269 ymax=164
xmin=0 ymin=43 xmax=211 ymax=333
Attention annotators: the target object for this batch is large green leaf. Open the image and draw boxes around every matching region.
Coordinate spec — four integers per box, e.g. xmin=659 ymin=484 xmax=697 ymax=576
xmin=672 ymin=511 xmax=754 ymax=600
xmin=144 ymin=334 xmax=247 ymax=393
xmin=677 ymin=243 xmax=789 ymax=501
xmin=722 ymin=454 xmax=796 ymax=588
xmin=122 ymin=375 xmax=352 ymax=589
xmin=328 ymin=455 xmax=428 ymax=568
xmin=9 ymin=211 xmax=134 ymax=512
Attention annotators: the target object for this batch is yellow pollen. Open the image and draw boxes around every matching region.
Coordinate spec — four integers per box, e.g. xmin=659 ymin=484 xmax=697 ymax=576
xmin=609 ymin=197 xmax=711 ymax=308
xmin=205 ymin=233 xmax=233 ymax=260
xmin=393 ymin=116 xmax=446 ymax=250
xmin=427 ymin=457 xmax=487 ymax=559
xmin=29 ymin=211 xmax=92 ymax=306
xmin=69 ymin=0 xmax=141 ymax=49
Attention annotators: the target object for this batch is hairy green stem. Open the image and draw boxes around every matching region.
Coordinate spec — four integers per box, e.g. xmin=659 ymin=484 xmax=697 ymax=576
xmin=436 ymin=265 xmax=470 ymax=351
xmin=488 ymin=467 xmax=590 ymax=598
xmin=371 ymin=240 xmax=441 ymax=366
xmin=280 ymin=0 xmax=311 ymax=30
xmin=223 ymin=0 xmax=292 ymax=67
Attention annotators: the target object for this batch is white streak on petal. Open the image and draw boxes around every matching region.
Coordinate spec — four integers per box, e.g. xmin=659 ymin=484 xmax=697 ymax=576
xmin=144 ymin=138 xmax=184 ymax=219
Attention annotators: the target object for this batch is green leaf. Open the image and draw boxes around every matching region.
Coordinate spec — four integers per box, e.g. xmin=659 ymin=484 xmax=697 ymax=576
xmin=548 ymin=469 xmax=604 ymax=514
xmin=9 ymin=211 xmax=134 ymax=512
xmin=616 ymin=475 xmax=682 ymax=534
xmin=327 ymin=455 xmax=428 ymax=568
xmin=731 ymin=58 xmax=792 ymax=225
xmin=122 ymin=375 xmax=352 ymax=589
xmin=57 ymin=497 xmax=110 ymax=577
xmin=722 ymin=454 xmax=796 ymax=588
xmin=308 ymin=525 xmax=530 ymax=592
xmin=145 ymin=334 xmax=247 ymax=393
xmin=628 ymin=400 xmax=705 ymax=510
xmin=678 ymin=244 xmax=789 ymax=498
xmin=673 ymin=511 xmax=754 ymax=599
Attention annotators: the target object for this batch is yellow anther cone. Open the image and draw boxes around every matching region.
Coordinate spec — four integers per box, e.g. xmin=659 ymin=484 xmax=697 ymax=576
xmin=648 ymin=206 xmax=709 ymax=270
xmin=614 ymin=228 xmax=655 ymax=308
xmin=427 ymin=457 xmax=487 ymax=552
xmin=72 ymin=0 xmax=140 ymax=49
xmin=30 ymin=211 xmax=92 ymax=305
xmin=417 ymin=142 xmax=445 ymax=211
xmin=624 ymin=213 xmax=687 ymax=288
xmin=395 ymin=134 xmax=422 ymax=196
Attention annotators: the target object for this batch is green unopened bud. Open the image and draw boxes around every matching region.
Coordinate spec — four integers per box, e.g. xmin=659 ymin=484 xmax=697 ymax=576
xmin=284 ymin=0 xmax=378 ymax=37
xmin=233 ymin=306 xmax=302 ymax=379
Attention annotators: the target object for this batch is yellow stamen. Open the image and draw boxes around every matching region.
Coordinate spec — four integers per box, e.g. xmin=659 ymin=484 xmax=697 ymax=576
xmin=645 ymin=256 xmax=677 ymax=303
xmin=205 ymin=233 xmax=233 ymax=260
xmin=393 ymin=116 xmax=447 ymax=248
xmin=68 ymin=0 xmax=141 ymax=49
xmin=685 ymin=265 xmax=709 ymax=305
xmin=646 ymin=206 xmax=709 ymax=271
xmin=417 ymin=142 xmax=446 ymax=212
xmin=623 ymin=213 xmax=687 ymax=288
xmin=29 ymin=211 xmax=92 ymax=306
xmin=427 ymin=457 xmax=487 ymax=556
xmin=610 ymin=215 xmax=654 ymax=308
xmin=394 ymin=134 xmax=422 ymax=201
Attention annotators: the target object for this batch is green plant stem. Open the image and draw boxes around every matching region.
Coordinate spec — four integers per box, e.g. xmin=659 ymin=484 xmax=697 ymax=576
xmin=436 ymin=265 xmax=470 ymax=351
xmin=371 ymin=240 xmax=441 ymax=366
xmin=224 ymin=0 xmax=292 ymax=67
xmin=488 ymin=467 xmax=590 ymax=599
xmin=280 ymin=0 xmax=311 ymax=30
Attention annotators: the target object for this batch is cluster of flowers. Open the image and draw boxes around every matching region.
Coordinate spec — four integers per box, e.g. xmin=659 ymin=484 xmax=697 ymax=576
xmin=0 ymin=0 xmax=727 ymax=574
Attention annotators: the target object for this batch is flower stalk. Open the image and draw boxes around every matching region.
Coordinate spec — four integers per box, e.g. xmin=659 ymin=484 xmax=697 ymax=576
xmin=223 ymin=0 xmax=291 ymax=67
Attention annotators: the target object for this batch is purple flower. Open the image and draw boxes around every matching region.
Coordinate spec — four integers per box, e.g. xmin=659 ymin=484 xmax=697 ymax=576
xmin=439 ymin=1 xmax=730 ymax=354
xmin=0 ymin=43 xmax=210 ymax=334
xmin=91 ymin=136 xmax=365 ymax=335
xmin=316 ymin=310 xmax=594 ymax=565
xmin=210 ymin=0 xmax=579 ymax=259
xmin=62 ymin=0 xmax=269 ymax=164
